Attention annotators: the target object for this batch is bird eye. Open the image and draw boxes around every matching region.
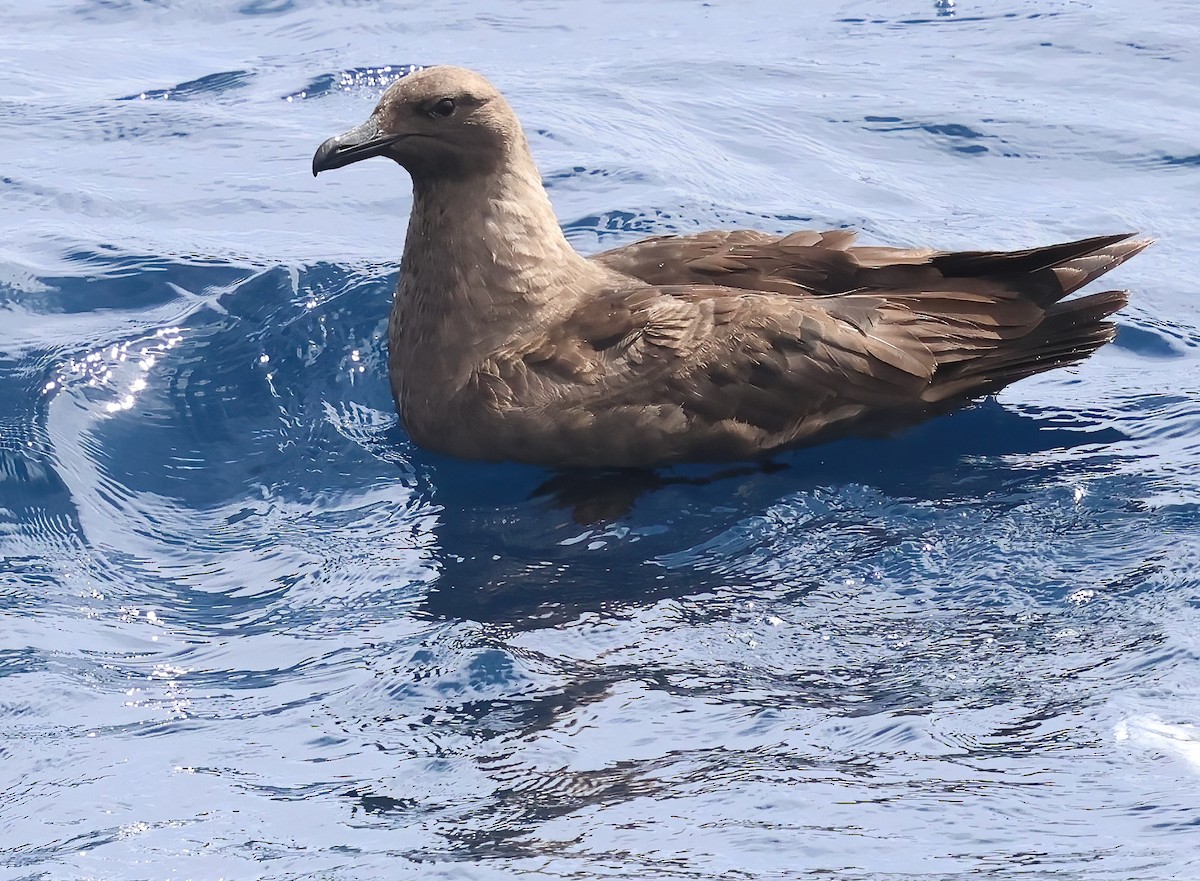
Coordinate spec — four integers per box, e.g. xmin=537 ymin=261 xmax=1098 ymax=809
xmin=428 ymin=97 xmax=456 ymax=119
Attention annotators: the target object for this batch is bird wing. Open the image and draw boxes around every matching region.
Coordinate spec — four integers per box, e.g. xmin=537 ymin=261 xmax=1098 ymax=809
xmin=467 ymin=282 xmax=1047 ymax=463
xmin=591 ymin=228 xmax=939 ymax=296
xmin=590 ymin=229 xmax=1143 ymax=302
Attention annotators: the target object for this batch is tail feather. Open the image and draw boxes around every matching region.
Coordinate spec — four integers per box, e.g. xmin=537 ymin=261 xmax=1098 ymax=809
xmin=1051 ymin=237 xmax=1153 ymax=296
xmin=1043 ymin=288 xmax=1130 ymax=325
xmin=930 ymin=233 xmax=1138 ymax=279
xmin=929 ymin=232 xmax=1152 ymax=308
xmin=923 ymin=289 xmax=1130 ymax=403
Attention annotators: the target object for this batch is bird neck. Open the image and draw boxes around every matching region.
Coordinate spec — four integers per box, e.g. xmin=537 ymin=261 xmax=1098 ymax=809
xmin=389 ymin=142 xmax=603 ymax=410
xmin=402 ymin=143 xmax=596 ymax=317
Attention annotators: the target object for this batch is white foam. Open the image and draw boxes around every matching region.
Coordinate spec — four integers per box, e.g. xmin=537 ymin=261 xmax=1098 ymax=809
xmin=1114 ymin=715 xmax=1200 ymax=772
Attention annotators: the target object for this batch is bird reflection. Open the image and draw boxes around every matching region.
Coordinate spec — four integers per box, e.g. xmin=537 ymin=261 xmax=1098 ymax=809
xmin=414 ymin=400 xmax=1127 ymax=627
xmin=530 ymin=460 xmax=788 ymax=525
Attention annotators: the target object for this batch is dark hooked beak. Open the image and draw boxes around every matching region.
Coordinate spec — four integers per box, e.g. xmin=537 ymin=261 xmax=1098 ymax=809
xmin=312 ymin=117 xmax=405 ymax=176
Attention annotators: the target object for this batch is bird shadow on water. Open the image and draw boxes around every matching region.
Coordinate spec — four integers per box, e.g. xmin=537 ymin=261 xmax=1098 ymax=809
xmin=412 ymin=399 xmax=1127 ymax=626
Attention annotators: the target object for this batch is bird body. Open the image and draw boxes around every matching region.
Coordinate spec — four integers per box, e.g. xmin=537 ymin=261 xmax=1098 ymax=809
xmin=313 ymin=66 xmax=1150 ymax=468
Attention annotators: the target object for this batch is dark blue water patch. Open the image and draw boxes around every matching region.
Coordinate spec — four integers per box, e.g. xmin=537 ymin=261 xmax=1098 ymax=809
xmin=924 ymin=123 xmax=987 ymax=140
xmin=343 ymin=789 xmax=418 ymax=816
xmin=283 ymin=65 xmax=425 ymax=102
xmin=0 ymin=444 xmax=75 ymax=512
xmin=467 ymin=648 xmax=519 ymax=689
xmin=1115 ymin=324 xmax=1188 ymax=359
xmin=116 ymin=70 xmax=254 ymax=102
xmin=1154 ymin=153 xmax=1200 ymax=168
xmin=564 ymin=209 xmax=668 ymax=243
xmin=861 ymin=115 xmax=1010 ymax=156
xmin=0 ymin=647 xmax=50 ymax=682
xmin=1084 ymin=147 xmax=1200 ymax=172
xmin=5 ymin=829 xmax=125 ymax=870
xmin=23 ymin=255 xmax=248 ymax=314
xmin=1121 ymin=41 xmax=1183 ymax=62
xmin=240 ymin=0 xmax=296 ymax=13
xmin=1086 ymin=147 xmax=1198 ymax=170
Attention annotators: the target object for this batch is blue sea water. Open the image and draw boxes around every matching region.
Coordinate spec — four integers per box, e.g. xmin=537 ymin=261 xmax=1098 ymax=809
xmin=3 ymin=1 xmax=1200 ymax=878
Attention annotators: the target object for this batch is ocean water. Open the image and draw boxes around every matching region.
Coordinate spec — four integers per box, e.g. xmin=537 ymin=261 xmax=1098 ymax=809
xmin=3 ymin=1 xmax=1200 ymax=878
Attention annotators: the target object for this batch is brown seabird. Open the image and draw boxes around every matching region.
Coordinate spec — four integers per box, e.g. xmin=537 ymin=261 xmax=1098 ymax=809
xmin=312 ymin=66 xmax=1150 ymax=468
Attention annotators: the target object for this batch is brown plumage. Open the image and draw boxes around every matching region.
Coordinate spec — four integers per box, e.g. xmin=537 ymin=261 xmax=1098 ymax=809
xmin=312 ymin=66 xmax=1151 ymax=468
